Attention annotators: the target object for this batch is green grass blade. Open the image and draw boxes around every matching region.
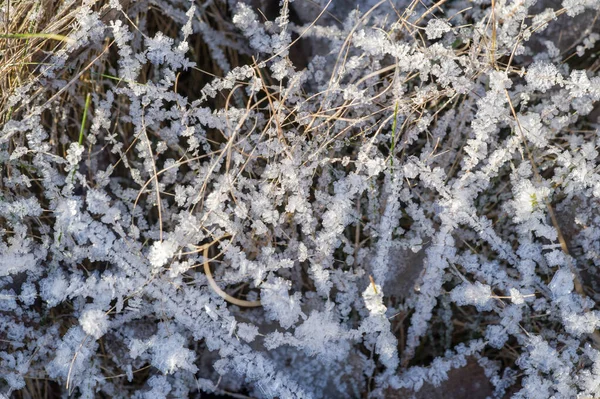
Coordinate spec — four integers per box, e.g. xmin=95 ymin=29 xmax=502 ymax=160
xmin=79 ymin=93 xmax=92 ymax=145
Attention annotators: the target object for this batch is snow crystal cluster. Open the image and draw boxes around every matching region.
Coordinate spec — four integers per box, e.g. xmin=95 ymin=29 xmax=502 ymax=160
xmin=2 ymin=0 xmax=600 ymax=397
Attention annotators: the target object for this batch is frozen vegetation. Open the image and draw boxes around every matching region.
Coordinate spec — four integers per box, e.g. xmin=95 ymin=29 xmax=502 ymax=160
xmin=2 ymin=0 xmax=600 ymax=397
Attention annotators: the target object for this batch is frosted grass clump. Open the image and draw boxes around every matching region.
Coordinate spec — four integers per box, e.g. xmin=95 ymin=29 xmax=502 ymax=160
xmin=2 ymin=0 xmax=600 ymax=397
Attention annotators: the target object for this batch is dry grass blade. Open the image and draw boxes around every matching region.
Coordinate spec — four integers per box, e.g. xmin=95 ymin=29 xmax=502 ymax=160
xmin=0 ymin=32 xmax=74 ymax=43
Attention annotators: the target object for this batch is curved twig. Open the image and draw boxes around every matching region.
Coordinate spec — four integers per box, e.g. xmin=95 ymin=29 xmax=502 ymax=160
xmin=203 ymin=240 xmax=261 ymax=308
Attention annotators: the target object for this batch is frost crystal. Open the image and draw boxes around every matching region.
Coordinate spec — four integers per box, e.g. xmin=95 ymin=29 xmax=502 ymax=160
xmin=79 ymin=309 xmax=109 ymax=339
xmin=450 ymin=282 xmax=493 ymax=311
xmin=425 ymin=19 xmax=451 ymax=40
xmin=148 ymin=240 xmax=178 ymax=270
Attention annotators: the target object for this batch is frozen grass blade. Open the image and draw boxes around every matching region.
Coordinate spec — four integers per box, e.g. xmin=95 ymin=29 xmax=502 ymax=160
xmin=390 ymin=101 xmax=399 ymax=166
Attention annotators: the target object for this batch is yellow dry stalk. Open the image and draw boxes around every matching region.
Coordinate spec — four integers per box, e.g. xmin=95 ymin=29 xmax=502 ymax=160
xmin=0 ymin=32 xmax=74 ymax=43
